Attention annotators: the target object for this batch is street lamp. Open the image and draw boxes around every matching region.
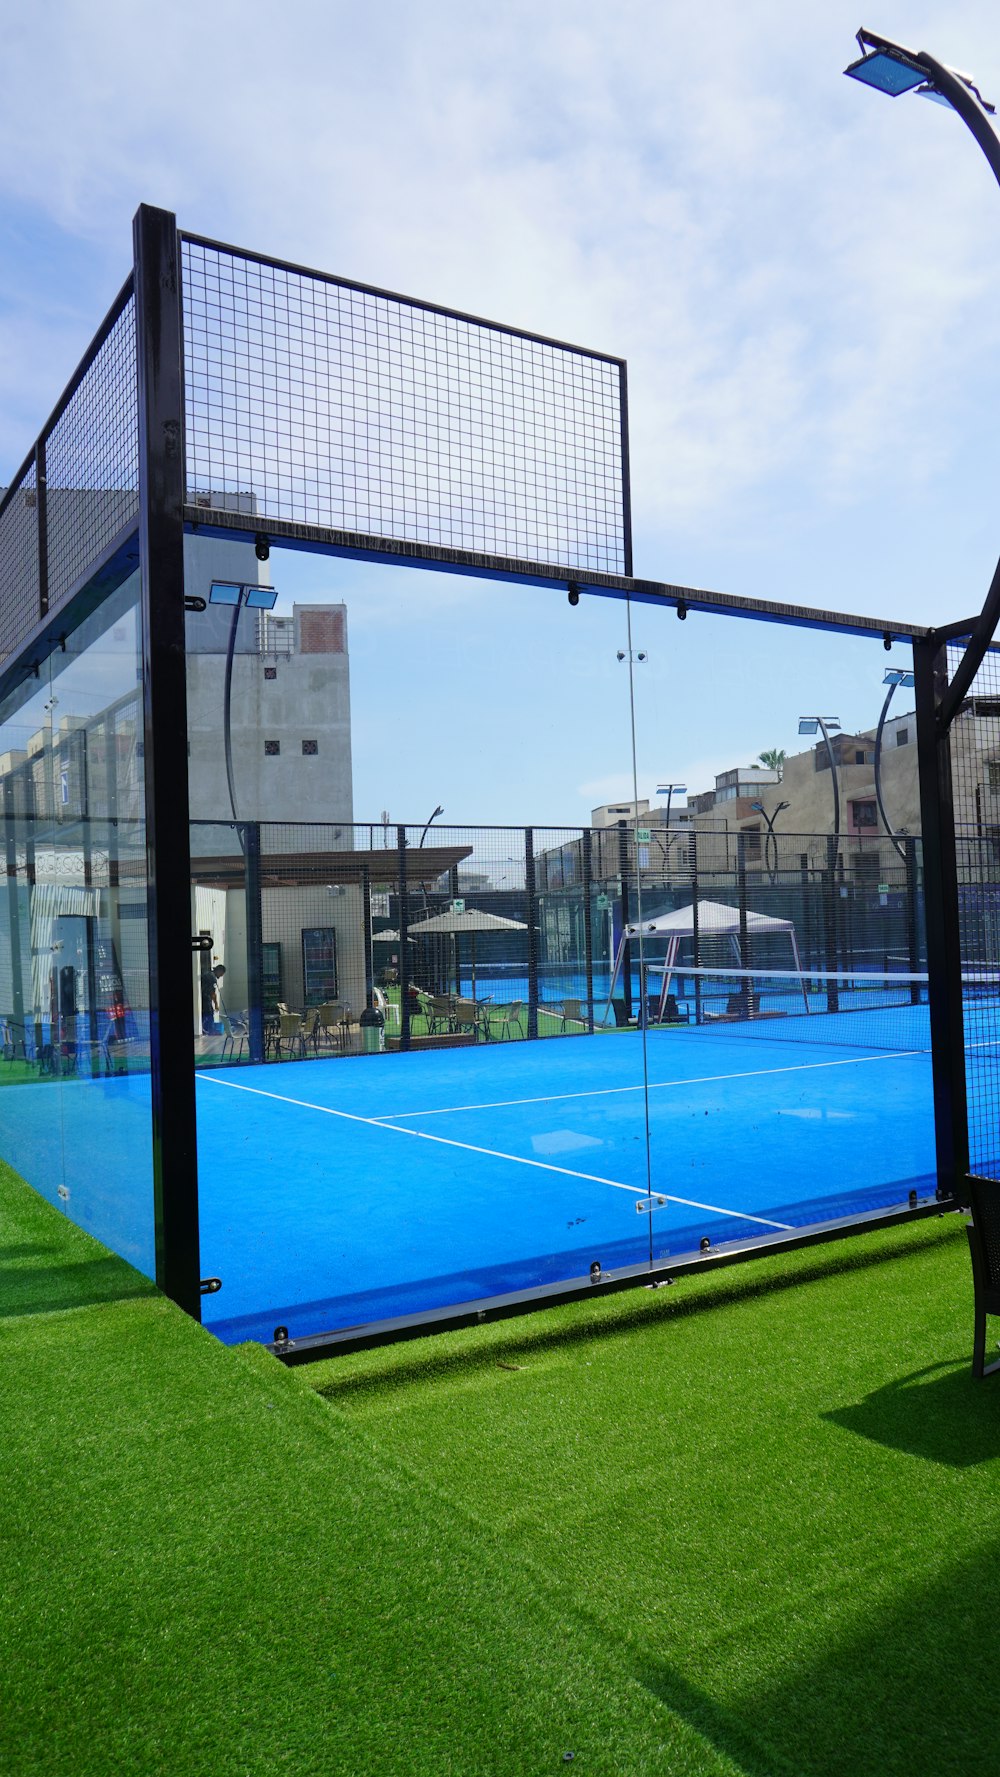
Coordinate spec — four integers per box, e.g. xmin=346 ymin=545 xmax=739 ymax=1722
xmin=655 ymin=782 xmax=687 ymax=827
xmin=798 ymin=718 xmax=842 ymax=843
xmin=844 ymin=30 xmax=1000 ymax=717
xmin=208 ymin=580 xmax=278 ymax=825
xmin=418 ymin=804 xmax=444 ymax=848
xmin=749 ymin=798 xmax=791 ymax=884
xmin=874 ymin=669 xmax=915 ymax=859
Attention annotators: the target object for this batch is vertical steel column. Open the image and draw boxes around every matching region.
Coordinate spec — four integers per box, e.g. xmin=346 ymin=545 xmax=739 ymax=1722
xmin=133 ymin=204 xmax=201 ymax=1319
xmin=244 ymin=821 xmax=265 ymax=1063
xmin=824 ymin=835 xmax=840 ymax=1014
xmin=736 ymin=829 xmax=751 ymax=1016
xmin=582 ymin=828 xmax=595 ymax=1033
xmin=362 ymin=865 xmax=374 ymax=1010
xmin=905 ymin=834 xmax=922 ymax=1005
xmin=617 ymin=820 xmax=632 ymax=1020
xmin=23 ymin=767 xmax=41 ymax=1058
xmin=397 ymin=826 xmax=410 ymax=1049
xmin=913 ymin=635 xmax=968 ymax=1202
xmin=691 ymin=832 xmax=702 ymax=1025
xmin=2 ymin=774 xmax=26 ymax=1042
xmin=525 ymin=828 xmax=539 ymax=1039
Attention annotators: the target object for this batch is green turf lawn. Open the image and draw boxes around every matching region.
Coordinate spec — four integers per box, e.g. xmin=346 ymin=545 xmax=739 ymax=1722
xmin=6 ymin=1148 xmax=998 ymax=1777
xmin=0 ymin=1159 xmax=740 ymax=1777
xmin=308 ymin=1214 xmax=1000 ymax=1777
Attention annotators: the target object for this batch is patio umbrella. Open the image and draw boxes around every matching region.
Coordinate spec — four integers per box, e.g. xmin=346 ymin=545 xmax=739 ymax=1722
xmin=390 ymin=906 xmax=528 ymax=996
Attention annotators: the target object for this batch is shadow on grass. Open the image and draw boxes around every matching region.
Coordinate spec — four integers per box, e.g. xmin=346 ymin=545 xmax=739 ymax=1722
xmin=0 ymin=1244 xmax=158 ymax=1319
xmin=720 ymin=1537 xmax=1000 ymax=1776
xmin=824 ymin=1358 xmax=1000 ymax=1468
xmin=317 ymin=1222 xmax=963 ymax=1405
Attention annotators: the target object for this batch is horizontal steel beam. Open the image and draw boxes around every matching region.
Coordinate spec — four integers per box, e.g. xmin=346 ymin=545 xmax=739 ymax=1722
xmin=185 ymin=505 xmax=928 ymax=641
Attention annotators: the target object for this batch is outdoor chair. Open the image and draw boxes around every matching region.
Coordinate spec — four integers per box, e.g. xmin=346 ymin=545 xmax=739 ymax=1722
xmin=965 ymin=1177 xmax=1000 ymax=1378
xmin=426 ymin=994 xmax=454 ymax=1035
xmin=373 ymin=985 xmax=399 ymax=1028
xmin=300 ymin=1007 xmax=323 ymax=1055
xmin=557 ymin=998 xmax=586 ymax=1032
xmin=276 ymin=1011 xmax=305 ymax=1060
xmin=219 ymin=1012 xmax=248 ymax=1064
xmin=490 ymin=1001 xmax=525 ymax=1041
xmin=451 ymin=997 xmax=484 ymax=1038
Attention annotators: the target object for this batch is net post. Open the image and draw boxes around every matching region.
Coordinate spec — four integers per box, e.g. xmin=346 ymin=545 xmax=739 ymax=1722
xmin=617 ymin=819 xmax=632 ymax=1020
xmin=913 ymin=636 xmax=969 ymax=1200
xmin=133 ymin=202 xmax=201 ymax=1321
xmin=824 ymin=835 xmax=840 ymax=1014
xmin=397 ymin=826 xmax=410 ymax=1050
xmin=582 ymin=828 xmax=595 ymax=1033
xmin=525 ymin=828 xmax=539 ymax=1039
xmin=244 ymin=821 xmax=265 ymax=1063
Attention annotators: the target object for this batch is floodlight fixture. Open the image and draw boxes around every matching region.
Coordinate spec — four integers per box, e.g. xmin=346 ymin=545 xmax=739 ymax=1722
xmin=243 ymin=585 xmax=278 ymax=611
xmin=208 ymin=580 xmax=243 ymax=606
xmin=883 ymin=668 xmax=916 ymax=688
xmin=843 ymin=28 xmax=995 ymax=114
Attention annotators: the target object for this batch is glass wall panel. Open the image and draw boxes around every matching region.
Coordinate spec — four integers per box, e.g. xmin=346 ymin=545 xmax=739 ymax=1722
xmin=628 ymin=609 xmax=935 ymax=1258
xmin=185 ymin=551 xmax=655 ymax=1343
xmin=0 ymin=569 xmax=155 ymax=1277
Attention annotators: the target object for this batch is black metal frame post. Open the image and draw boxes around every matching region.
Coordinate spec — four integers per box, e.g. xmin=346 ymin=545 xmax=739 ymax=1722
xmin=905 ymin=834 xmax=922 ymax=1005
xmin=582 ymin=828 xmax=595 ymax=1033
xmin=2 ymin=774 xmax=26 ymax=1045
xmin=824 ymin=835 xmax=840 ymax=1014
xmin=361 ymin=865 xmax=374 ymax=1011
xmin=397 ymin=826 xmax=410 ymax=1049
xmin=617 ymin=819 xmax=632 ymax=1020
xmin=736 ymin=830 xmax=751 ymax=1016
xmin=244 ymin=821 xmax=265 ymax=1063
xmin=914 ymin=635 xmax=968 ymax=1202
xmin=525 ymin=828 xmax=539 ymax=1040
xmin=133 ymin=203 xmax=202 ymax=1319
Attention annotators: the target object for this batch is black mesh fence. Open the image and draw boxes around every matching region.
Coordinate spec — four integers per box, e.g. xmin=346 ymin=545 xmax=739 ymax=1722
xmin=0 ymin=279 xmax=138 ymax=668
xmin=949 ymin=641 xmax=1000 ymax=1178
xmin=188 ymin=818 xmax=928 ymax=1066
xmin=44 ymin=293 xmax=138 ymax=615
xmin=181 ymin=236 xmax=629 ymax=574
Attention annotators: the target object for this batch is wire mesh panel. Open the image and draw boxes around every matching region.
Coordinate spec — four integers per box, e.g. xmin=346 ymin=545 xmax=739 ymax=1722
xmin=44 ymin=293 xmax=139 ymax=616
xmin=0 ymin=460 xmax=39 ymax=668
xmin=181 ymin=237 xmax=629 ymax=573
xmin=949 ymin=641 xmax=1000 ymax=1177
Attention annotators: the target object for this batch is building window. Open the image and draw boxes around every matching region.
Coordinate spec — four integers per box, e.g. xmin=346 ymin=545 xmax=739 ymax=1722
xmin=895 ymin=727 xmax=909 ymax=746
xmin=742 ymin=824 xmax=762 ymax=858
xmin=264 ymin=666 xmax=277 ymax=681
xmin=989 ymin=761 xmax=1000 ymax=790
xmin=264 ymin=739 xmax=280 ymax=756
xmin=852 ymin=800 xmax=878 ymax=829
xmin=302 ymin=738 xmax=318 ymax=756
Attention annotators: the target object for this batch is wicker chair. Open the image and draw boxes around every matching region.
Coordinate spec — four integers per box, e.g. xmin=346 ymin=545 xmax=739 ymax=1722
xmin=965 ymin=1177 xmax=1000 ymax=1378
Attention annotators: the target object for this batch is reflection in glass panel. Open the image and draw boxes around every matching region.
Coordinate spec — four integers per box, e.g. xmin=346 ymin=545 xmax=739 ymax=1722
xmin=184 ymin=550 xmax=655 ymax=1344
xmin=0 ymin=570 xmax=155 ymax=1277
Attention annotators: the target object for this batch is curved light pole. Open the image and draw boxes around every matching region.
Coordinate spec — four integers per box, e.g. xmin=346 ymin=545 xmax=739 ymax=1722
xmin=208 ymin=579 xmax=278 ymax=829
xmin=749 ymin=798 xmax=791 ymax=885
xmin=798 ymin=717 xmax=842 ymax=844
xmin=845 ymin=30 xmax=1000 ymax=712
xmin=874 ymin=669 xmax=915 ymax=860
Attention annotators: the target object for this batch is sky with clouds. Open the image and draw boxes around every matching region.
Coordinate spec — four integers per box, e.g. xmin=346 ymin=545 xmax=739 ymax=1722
xmin=2 ymin=0 xmax=1000 ymax=827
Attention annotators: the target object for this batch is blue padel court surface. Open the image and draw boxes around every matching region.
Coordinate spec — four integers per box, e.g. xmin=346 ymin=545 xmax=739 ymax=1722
xmin=193 ymin=1022 xmax=938 ymax=1344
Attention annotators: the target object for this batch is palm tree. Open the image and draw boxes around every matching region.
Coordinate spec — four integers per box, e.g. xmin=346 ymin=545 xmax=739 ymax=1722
xmin=758 ymin=748 xmax=785 ymax=780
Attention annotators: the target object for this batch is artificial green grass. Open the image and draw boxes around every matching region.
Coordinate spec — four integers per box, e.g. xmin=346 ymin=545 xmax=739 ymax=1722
xmin=308 ymin=1215 xmax=999 ymax=1777
xmin=0 ymin=1160 xmax=741 ymax=1776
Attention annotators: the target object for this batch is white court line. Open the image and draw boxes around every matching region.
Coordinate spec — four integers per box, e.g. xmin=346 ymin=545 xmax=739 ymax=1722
xmin=372 ymin=1047 xmax=929 ymax=1121
xmin=196 ymin=1073 xmax=791 ymax=1231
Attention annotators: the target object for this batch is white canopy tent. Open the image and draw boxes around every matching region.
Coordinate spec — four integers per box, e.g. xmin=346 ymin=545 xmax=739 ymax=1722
xmin=604 ymin=899 xmax=807 ymax=1024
